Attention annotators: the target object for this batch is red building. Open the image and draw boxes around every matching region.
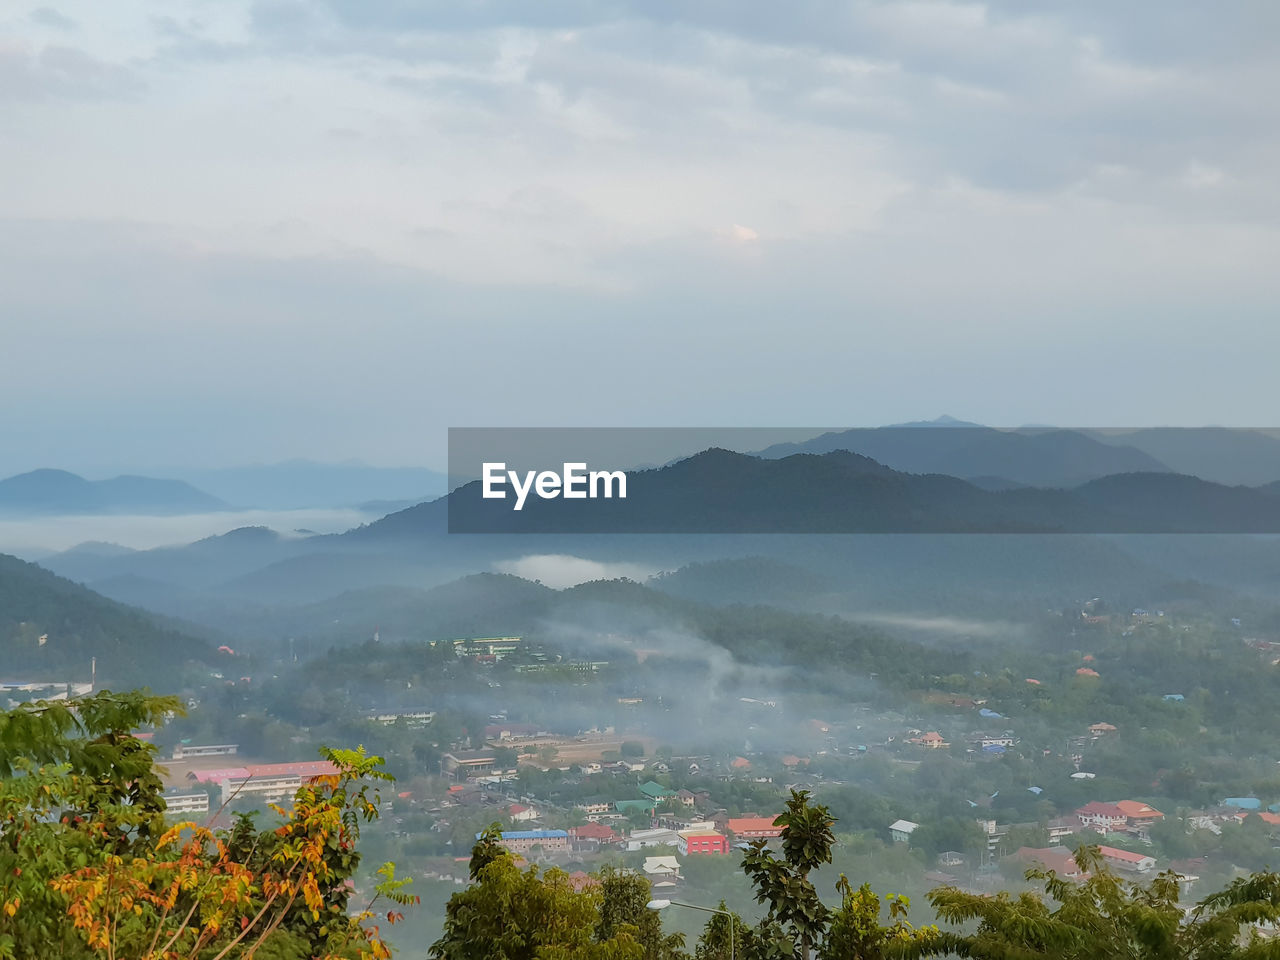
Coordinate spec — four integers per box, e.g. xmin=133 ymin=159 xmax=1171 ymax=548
xmin=678 ymin=830 xmax=730 ymax=855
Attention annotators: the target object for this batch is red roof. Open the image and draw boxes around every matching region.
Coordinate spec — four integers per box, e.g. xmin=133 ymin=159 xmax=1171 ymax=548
xmin=1076 ymin=667 xmax=1100 ymax=677
xmin=509 ymin=803 xmax=530 ymax=814
xmin=1077 ymin=801 xmax=1127 ymax=818
xmin=245 ymin=761 xmax=340 ymax=779
xmin=727 ymin=817 xmax=782 ymax=835
xmin=570 ymin=823 xmax=619 ymax=841
xmin=1115 ymin=801 xmax=1163 ymax=820
xmin=1099 ymin=845 xmax=1152 ymax=864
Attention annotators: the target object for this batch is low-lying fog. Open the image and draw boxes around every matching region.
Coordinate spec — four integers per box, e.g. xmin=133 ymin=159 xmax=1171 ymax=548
xmin=492 ymin=553 xmax=666 ymax=589
xmin=0 ymin=508 xmax=376 ymax=558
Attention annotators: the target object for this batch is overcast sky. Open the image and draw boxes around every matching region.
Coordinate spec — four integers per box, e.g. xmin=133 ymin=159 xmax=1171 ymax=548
xmin=2 ymin=1 xmax=1278 ymax=474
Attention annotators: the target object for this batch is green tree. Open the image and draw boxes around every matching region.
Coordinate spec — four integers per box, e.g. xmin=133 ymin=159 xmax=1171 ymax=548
xmin=432 ymin=830 xmax=642 ymax=960
xmin=741 ymin=790 xmax=835 ymax=960
xmin=596 ymin=866 xmax=687 ymax=960
xmin=929 ymin=844 xmax=1280 ymax=960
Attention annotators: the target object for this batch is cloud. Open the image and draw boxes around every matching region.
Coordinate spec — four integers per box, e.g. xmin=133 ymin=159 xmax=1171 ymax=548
xmin=492 ymin=554 xmax=662 ymax=588
xmin=0 ymin=41 xmax=143 ymax=100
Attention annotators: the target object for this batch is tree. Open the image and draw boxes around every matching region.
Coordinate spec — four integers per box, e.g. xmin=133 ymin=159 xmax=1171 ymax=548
xmin=818 ymin=877 xmax=941 ymax=960
xmin=0 ymin=690 xmax=415 ymax=960
xmin=929 ymin=844 xmax=1280 ymax=960
xmin=596 ymin=866 xmax=687 ymax=960
xmin=741 ymin=790 xmax=835 ymax=960
xmin=431 ymin=828 xmax=642 ymax=960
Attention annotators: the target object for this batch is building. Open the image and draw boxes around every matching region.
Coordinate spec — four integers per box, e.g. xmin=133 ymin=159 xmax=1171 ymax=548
xmin=1047 ymin=817 xmax=1077 ymax=844
xmin=219 ymin=771 xmax=303 ymax=806
xmin=575 ymin=798 xmax=614 ymax=816
xmin=615 ymin=799 xmax=657 ymax=818
xmin=678 ymin=830 xmax=730 ymax=855
xmin=1115 ymin=801 xmax=1164 ymax=829
xmin=484 ymin=722 xmax=547 ymax=741
xmin=890 ymin=820 xmax=919 ymax=843
xmin=640 ymin=781 xmax=678 ymax=802
xmin=643 ymin=855 xmax=682 ymax=881
xmin=727 ymin=817 xmax=783 ymax=840
xmin=1075 ymin=802 xmax=1129 ymax=833
xmin=569 ymin=823 xmax=619 ymax=850
xmin=626 ymin=828 xmax=681 ymax=851
xmin=490 ymin=829 xmax=569 ymax=855
xmin=1098 ymin=845 xmax=1157 ymax=874
xmin=372 ymin=710 xmax=435 ymax=726
xmin=508 ymin=803 xmax=538 ymax=822
xmin=910 ymin=732 xmax=949 ymax=749
xmin=447 ymin=637 xmax=524 ymax=659
xmin=163 ymin=791 xmax=211 ymax=814
xmin=442 ymin=750 xmax=498 ymax=780
xmin=172 ymin=743 xmax=238 ymax=760
xmin=1088 ymin=722 xmax=1117 ymax=736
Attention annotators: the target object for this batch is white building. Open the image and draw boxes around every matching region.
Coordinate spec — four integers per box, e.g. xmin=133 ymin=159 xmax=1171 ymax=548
xmin=890 ymin=819 xmax=919 ymax=843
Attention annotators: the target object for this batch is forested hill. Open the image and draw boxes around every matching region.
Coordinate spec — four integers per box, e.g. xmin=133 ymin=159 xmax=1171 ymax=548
xmin=0 ymin=553 xmax=215 ymax=686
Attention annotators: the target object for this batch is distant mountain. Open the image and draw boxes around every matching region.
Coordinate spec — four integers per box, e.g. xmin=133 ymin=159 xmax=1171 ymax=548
xmin=0 ymin=553 xmax=214 ymax=686
xmin=173 ymin=461 xmax=447 ymax=509
xmin=1087 ymin=428 xmax=1280 ymax=486
xmin=0 ymin=469 xmax=226 ymax=516
xmin=755 ymin=427 xmax=1169 ymax=487
xmin=441 ymin=448 xmax=1280 ymax=534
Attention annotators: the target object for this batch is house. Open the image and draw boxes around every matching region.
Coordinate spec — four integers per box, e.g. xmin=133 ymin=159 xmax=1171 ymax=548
xmin=678 ymin=830 xmax=730 ymax=855
xmin=676 ymin=789 xmax=697 ymax=808
xmin=910 ymin=732 xmax=950 ymax=749
xmin=727 ymin=817 xmax=783 ymax=841
xmin=1088 ymin=722 xmax=1117 ymax=736
xmin=1115 ymin=801 xmax=1164 ymax=828
xmin=569 ymin=823 xmax=619 ymax=850
xmin=1013 ymin=847 xmax=1087 ymax=880
xmin=643 ymin=855 xmax=682 ymax=882
xmin=1075 ymin=802 xmax=1128 ymax=833
xmin=615 ymin=799 xmax=657 ymax=818
xmin=1098 ymin=845 xmax=1157 ymax=874
xmin=890 ymin=820 xmax=919 ymax=843
xmin=575 ymin=798 xmax=614 ymax=816
xmin=640 ymin=781 xmax=678 ymax=802
xmin=730 ymin=757 xmax=752 ymax=771
xmin=938 ymin=851 xmax=966 ymax=868
xmin=488 ymin=829 xmax=569 ymax=855
xmin=1076 ymin=668 xmax=1100 ymax=678
xmin=508 ymin=803 xmax=538 ymax=822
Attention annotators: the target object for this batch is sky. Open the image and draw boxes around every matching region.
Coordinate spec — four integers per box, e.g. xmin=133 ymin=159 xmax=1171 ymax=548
xmin=2 ymin=1 xmax=1279 ymax=475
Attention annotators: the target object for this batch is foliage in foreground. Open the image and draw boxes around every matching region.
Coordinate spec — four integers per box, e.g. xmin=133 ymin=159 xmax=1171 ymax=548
xmin=435 ymin=790 xmax=1280 ymax=960
xmin=0 ymin=690 xmax=416 ymax=959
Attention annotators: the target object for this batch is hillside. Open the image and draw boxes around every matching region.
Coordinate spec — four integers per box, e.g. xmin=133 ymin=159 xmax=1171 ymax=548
xmin=755 ymin=426 xmax=1169 ymax=487
xmin=0 ymin=553 xmax=214 ymax=686
xmin=443 ymin=448 xmax=1280 ymax=534
xmin=0 ymin=469 xmax=226 ymax=515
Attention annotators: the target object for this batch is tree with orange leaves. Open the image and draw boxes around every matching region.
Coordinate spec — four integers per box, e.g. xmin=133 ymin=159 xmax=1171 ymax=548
xmin=0 ymin=690 xmax=417 ymax=959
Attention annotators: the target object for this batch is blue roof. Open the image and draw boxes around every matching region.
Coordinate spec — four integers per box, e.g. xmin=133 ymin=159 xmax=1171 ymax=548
xmin=481 ymin=830 xmax=568 ymax=840
xmin=1224 ymin=798 xmax=1261 ymax=810
xmin=979 ymin=709 xmax=1004 ymax=719
xmin=1162 ymin=694 xmax=1185 ymax=701
xmin=982 ymin=744 xmax=1006 ymax=753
